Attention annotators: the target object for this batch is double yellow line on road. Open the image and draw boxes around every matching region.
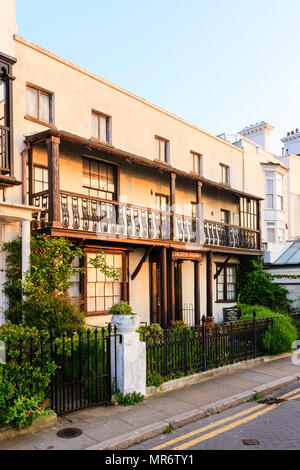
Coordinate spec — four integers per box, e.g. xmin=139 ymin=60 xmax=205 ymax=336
xmin=151 ymin=387 xmax=300 ymax=451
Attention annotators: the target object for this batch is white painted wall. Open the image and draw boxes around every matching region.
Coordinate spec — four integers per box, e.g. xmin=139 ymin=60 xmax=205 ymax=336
xmin=0 ymin=0 xmax=17 ymax=57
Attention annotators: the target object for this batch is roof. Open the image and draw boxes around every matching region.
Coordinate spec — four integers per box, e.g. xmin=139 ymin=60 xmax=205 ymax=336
xmin=274 ymin=240 xmax=300 ymax=265
xmin=25 ymin=128 xmax=263 ymax=201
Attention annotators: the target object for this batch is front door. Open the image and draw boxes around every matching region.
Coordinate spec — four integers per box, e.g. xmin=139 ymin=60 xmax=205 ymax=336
xmin=150 ymin=260 xmax=161 ymax=324
xmin=174 ymin=260 xmax=183 ymax=321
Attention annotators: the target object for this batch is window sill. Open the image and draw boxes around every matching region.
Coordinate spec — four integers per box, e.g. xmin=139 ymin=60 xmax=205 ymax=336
xmin=215 ymin=300 xmax=237 ymax=304
xmin=154 ymin=159 xmax=172 ymax=167
xmin=90 ymin=137 xmax=114 ymax=148
xmin=190 ymin=170 xmax=202 ymax=177
xmin=24 ymin=115 xmax=56 ymax=129
xmin=85 ymin=311 xmax=112 ymax=317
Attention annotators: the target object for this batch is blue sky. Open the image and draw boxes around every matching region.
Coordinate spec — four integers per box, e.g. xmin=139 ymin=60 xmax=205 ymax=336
xmin=16 ymin=0 xmax=300 ymax=154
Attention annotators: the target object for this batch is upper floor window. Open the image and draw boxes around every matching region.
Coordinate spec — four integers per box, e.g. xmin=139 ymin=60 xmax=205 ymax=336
xmin=26 ymin=164 xmax=48 ymax=195
xmin=221 ymin=209 xmax=230 ymax=224
xmin=91 ymin=111 xmax=111 ymax=144
xmin=265 ymin=178 xmax=274 ymax=209
xmin=26 ymin=84 xmax=54 ymax=125
xmin=82 ymin=157 xmax=117 ymax=200
xmin=240 ymin=197 xmax=258 ymax=230
xmin=220 ymin=163 xmax=230 ymax=185
xmin=276 ymin=174 xmax=284 ymax=211
xmin=191 ymin=151 xmax=203 ymax=176
xmin=155 ymin=136 xmax=170 ymax=164
xmin=155 ymin=193 xmax=169 ymax=211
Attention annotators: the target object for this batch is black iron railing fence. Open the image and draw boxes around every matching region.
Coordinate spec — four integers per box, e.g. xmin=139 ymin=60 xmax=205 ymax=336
xmin=4 ymin=324 xmax=118 ymax=416
xmin=143 ymin=313 xmax=300 ymax=382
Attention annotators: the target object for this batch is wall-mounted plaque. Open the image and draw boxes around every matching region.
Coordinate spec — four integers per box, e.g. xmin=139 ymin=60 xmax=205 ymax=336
xmin=223 ymin=307 xmax=241 ymax=323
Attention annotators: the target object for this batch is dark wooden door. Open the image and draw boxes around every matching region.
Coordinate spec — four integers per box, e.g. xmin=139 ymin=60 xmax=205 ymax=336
xmin=150 ymin=260 xmax=161 ymax=324
xmin=174 ymin=261 xmax=183 ymax=320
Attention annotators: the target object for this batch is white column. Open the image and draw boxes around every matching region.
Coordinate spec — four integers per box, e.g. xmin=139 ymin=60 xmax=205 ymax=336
xmin=21 ymin=220 xmax=31 ymax=284
xmin=111 ymin=315 xmax=146 ymax=396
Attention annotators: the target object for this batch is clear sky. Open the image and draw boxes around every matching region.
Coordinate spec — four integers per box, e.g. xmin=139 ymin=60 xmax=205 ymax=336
xmin=15 ymin=0 xmax=300 ymax=154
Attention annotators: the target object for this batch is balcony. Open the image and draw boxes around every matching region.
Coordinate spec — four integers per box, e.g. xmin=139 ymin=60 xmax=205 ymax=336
xmin=31 ymin=191 xmax=261 ymax=251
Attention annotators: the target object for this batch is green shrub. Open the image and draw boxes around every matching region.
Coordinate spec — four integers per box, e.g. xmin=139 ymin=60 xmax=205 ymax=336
xmin=239 ymin=303 xmax=297 ymax=355
xmin=0 ymin=323 xmax=56 ymax=429
xmin=19 ymin=292 xmax=86 ymax=334
xmin=109 ymin=301 xmax=133 ymax=315
xmin=239 ymin=304 xmax=282 ymax=320
xmin=147 ymin=372 xmax=164 ymax=387
xmin=237 ymin=258 xmax=290 ymax=313
xmin=263 ymin=316 xmax=297 ymax=354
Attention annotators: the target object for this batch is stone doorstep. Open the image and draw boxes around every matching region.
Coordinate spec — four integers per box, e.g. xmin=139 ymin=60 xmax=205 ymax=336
xmin=0 ymin=413 xmax=58 ymax=442
xmin=146 ymin=352 xmax=292 ymax=399
xmin=86 ymin=374 xmax=299 ymax=450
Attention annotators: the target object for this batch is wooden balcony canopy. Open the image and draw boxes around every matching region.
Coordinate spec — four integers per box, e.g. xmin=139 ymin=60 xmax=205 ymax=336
xmin=25 ymin=128 xmax=263 ymax=202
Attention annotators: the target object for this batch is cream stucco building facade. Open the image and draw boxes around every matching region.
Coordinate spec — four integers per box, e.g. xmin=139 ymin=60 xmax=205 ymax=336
xmin=0 ymin=0 xmax=267 ymax=327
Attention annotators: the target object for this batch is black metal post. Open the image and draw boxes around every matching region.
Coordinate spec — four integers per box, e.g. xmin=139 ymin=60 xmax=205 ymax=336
xmin=253 ymin=310 xmax=257 ymax=358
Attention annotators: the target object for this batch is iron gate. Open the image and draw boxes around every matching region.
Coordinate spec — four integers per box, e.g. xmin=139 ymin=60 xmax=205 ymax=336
xmin=50 ymin=324 xmax=118 ymax=415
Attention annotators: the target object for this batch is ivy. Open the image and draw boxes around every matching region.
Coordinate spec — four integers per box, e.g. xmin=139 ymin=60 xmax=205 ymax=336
xmin=237 ymin=257 xmax=291 ymax=313
xmin=88 ymin=252 xmax=120 ymax=281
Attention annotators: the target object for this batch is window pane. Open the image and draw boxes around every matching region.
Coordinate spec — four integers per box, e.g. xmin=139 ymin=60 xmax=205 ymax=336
xmin=100 ymin=117 xmax=107 ymax=142
xmin=39 ymin=92 xmax=50 ymax=122
xmin=155 ymin=138 xmax=160 ymax=159
xmin=87 ymin=297 xmax=95 ymax=312
xmin=267 ymin=228 xmax=275 ymax=243
xmin=266 ymin=179 xmax=273 ymax=193
xmin=26 ymin=88 xmax=37 ymax=118
xmin=92 ymin=114 xmax=98 ymax=138
xmin=265 ymin=195 xmax=274 ymax=209
xmin=160 ymin=140 xmax=165 ymax=161
xmin=96 ymin=297 xmax=105 ymax=311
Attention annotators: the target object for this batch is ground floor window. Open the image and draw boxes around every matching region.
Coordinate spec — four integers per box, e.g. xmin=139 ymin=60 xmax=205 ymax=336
xmin=85 ymin=250 xmax=128 ymax=315
xmin=216 ymin=264 xmax=237 ymax=302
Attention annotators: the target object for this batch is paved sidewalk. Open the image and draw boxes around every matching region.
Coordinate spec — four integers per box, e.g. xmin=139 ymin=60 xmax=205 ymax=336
xmin=0 ymin=356 xmax=299 ymax=450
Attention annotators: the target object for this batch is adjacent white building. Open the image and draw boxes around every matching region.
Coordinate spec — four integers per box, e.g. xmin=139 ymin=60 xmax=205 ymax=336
xmin=227 ymin=122 xmax=300 ymax=307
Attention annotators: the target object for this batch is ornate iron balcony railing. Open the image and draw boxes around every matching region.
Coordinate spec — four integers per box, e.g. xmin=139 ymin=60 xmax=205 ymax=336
xmin=31 ymin=191 xmax=260 ymax=250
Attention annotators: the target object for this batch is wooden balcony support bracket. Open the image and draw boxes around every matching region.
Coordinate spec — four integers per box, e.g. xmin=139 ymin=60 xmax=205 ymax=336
xmin=214 ymin=255 xmax=232 ymax=280
xmin=131 ymin=246 xmax=154 ymax=281
xmin=46 ymin=136 xmax=61 ymax=228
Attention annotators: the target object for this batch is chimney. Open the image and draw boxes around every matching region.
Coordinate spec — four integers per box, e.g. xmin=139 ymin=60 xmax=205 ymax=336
xmin=281 ymin=127 xmax=300 ymax=156
xmin=238 ymin=121 xmax=274 ymax=151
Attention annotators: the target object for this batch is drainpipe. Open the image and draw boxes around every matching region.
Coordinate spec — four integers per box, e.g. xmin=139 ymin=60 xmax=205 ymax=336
xmin=21 ymin=142 xmax=30 ymax=205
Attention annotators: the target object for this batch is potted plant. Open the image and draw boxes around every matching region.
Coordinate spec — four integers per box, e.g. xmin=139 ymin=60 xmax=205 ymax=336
xmin=109 ymin=302 xmax=139 ymax=332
